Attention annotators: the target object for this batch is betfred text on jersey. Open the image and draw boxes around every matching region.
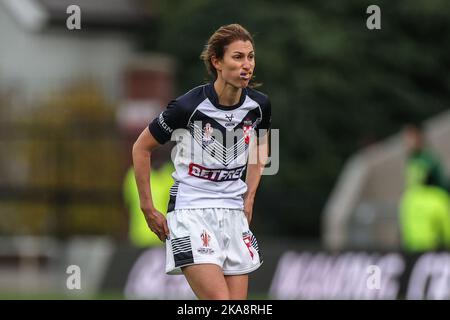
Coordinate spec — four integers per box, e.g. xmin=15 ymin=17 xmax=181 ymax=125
xmin=188 ymin=163 xmax=246 ymax=182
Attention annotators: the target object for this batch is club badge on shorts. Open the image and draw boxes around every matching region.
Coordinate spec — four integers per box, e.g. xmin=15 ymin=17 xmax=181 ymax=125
xmin=197 ymin=230 xmax=214 ymax=255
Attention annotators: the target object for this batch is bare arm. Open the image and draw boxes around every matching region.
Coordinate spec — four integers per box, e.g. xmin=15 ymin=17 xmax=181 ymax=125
xmin=132 ymin=128 xmax=169 ymax=241
xmin=244 ymin=132 xmax=269 ymax=224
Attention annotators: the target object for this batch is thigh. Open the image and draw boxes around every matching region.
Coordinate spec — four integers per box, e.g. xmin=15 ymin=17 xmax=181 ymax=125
xmin=225 ymin=274 xmax=248 ymax=300
xmin=182 ymin=264 xmax=229 ymax=300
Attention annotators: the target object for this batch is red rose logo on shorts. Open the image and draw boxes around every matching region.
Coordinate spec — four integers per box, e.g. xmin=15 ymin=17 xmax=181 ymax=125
xmin=198 ymin=230 xmax=214 ymax=255
xmin=201 ymin=230 xmax=210 ymax=247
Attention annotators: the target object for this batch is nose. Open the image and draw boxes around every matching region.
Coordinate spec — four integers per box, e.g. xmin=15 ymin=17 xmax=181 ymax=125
xmin=243 ymin=59 xmax=253 ymax=71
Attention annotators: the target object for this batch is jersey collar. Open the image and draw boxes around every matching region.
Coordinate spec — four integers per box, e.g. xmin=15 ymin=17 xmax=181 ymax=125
xmin=204 ymin=82 xmax=247 ymax=111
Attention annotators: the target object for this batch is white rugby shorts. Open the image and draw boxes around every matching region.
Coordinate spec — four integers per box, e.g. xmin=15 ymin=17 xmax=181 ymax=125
xmin=165 ymin=208 xmax=263 ymax=275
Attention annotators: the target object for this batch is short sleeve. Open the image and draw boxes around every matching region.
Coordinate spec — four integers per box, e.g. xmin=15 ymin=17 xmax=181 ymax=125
xmin=148 ymin=100 xmax=186 ymax=144
xmin=256 ymin=97 xmax=272 ymax=137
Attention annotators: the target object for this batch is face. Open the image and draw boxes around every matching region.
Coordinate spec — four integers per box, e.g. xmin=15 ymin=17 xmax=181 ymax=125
xmin=212 ymin=40 xmax=255 ymax=88
xmin=404 ymin=126 xmax=422 ymax=151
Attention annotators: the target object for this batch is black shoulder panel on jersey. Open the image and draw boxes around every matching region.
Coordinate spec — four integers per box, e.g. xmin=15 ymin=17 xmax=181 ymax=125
xmin=177 ymin=84 xmax=208 ymax=115
xmin=246 ymin=87 xmax=272 ymax=136
xmin=148 ymin=85 xmax=207 ymax=144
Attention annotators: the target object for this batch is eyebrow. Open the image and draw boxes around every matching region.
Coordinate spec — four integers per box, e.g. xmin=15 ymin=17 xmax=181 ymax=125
xmin=232 ymin=51 xmax=255 ymax=54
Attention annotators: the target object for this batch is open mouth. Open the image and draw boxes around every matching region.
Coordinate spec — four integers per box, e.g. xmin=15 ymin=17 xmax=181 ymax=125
xmin=240 ymin=72 xmax=251 ymax=80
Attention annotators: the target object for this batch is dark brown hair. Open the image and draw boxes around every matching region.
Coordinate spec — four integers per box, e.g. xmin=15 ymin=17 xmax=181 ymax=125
xmin=200 ymin=24 xmax=254 ymax=79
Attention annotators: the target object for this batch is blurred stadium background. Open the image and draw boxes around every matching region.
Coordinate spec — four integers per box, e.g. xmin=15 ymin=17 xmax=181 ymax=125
xmin=0 ymin=0 xmax=449 ymax=299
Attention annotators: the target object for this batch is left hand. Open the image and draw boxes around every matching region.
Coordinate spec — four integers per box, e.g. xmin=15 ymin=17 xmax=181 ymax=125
xmin=243 ymin=195 xmax=255 ymax=225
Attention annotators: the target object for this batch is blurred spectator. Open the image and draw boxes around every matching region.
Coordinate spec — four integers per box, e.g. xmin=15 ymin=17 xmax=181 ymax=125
xmin=399 ymin=124 xmax=450 ymax=252
xmin=404 ymin=124 xmax=449 ymax=191
xmin=123 ymin=157 xmax=174 ymax=248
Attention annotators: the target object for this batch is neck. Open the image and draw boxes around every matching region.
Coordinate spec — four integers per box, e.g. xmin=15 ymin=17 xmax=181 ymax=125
xmin=214 ymin=78 xmax=242 ymax=106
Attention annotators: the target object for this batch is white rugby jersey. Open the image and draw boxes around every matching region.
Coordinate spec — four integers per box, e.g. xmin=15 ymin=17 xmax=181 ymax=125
xmin=148 ymin=83 xmax=271 ymax=211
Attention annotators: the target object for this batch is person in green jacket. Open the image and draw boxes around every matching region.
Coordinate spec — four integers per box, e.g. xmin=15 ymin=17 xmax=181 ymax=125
xmin=400 ymin=124 xmax=450 ymax=251
xmin=123 ymin=161 xmax=174 ymax=247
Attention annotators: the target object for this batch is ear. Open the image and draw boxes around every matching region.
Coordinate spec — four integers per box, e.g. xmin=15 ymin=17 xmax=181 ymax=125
xmin=211 ymin=56 xmax=222 ymax=72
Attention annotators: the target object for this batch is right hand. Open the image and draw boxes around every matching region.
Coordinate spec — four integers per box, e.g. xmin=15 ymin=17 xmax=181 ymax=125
xmin=142 ymin=208 xmax=170 ymax=242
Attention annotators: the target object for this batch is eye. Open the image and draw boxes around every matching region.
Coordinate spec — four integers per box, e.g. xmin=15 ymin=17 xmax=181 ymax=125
xmin=233 ymin=54 xmax=243 ymax=60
